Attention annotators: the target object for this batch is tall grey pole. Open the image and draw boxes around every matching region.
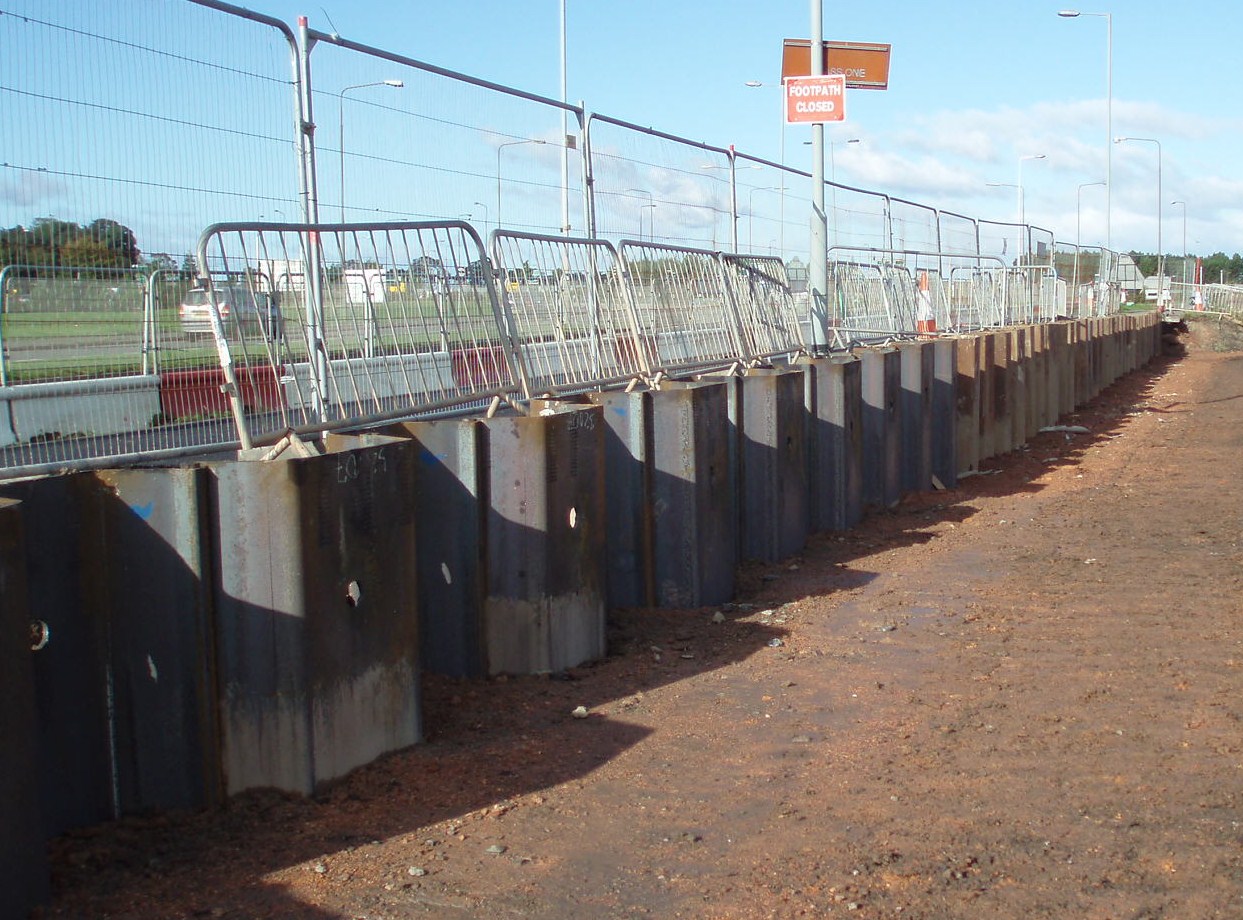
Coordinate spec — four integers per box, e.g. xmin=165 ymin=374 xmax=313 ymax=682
xmin=808 ymin=0 xmax=829 ymax=349
xmin=560 ymin=0 xmax=571 ymax=235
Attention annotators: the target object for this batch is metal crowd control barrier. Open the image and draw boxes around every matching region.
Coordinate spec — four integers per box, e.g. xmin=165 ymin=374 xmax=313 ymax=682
xmin=193 ymin=220 xmax=529 ymax=450
xmin=722 ymin=255 xmax=809 ymax=361
xmin=616 ymin=241 xmax=796 ymax=379
xmin=0 ymin=265 xmax=243 ymax=479
xmin=489 ymin=231 xmax=650 ymax=396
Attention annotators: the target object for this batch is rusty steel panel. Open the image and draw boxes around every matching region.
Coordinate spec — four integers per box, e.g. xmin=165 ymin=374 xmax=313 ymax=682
xmin=0 ymin=473 xmax=114 ymax=835
xmin=1059 ymin=322 xmax=1078 ymax=417
xmin=899 ymin=342 xmax=934 ymax=495
xmin=804 ymin=355 xmax=863 ymax=532
xmin=588 ymin=390 xmax=653 ymax=609
xmin=931 ymin=340 xmax=957 ymax=489
xmin=860 ymin=347 xmax=902 ymax=508
xmin=403 ymin=419 xmax=487 ymax=678
xmin=0 ymin=497 xmax=49 ymax=915
xmin=91 ymin=467 xmax=219 ymax=813
xmin=209 ymin=439 xmax=420 ymax=796
xmin=1010 ymin=328 xmax=1028 ymax=449
xmin=955 ymin=337 xmax=980 ymax=475
xmin=650 ymin=381 xmax=736 ymax=607
xmin=481 ymin=406 xmax=606 ymax=675
xmin=977 ymin=334 xmax=997 ymax=461
xmin=1026 ymin=326 xmax=1047 ymax=438
xmin=991 ymin=331 xmax=1013 ymax=455
xmin=737 ymin=368 xmax=809 ymax=563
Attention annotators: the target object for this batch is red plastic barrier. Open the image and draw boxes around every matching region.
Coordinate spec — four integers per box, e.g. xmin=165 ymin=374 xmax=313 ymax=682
xmin=451 ymin=345 xmax=509 ymax=390
xmin=160 ymin=365 xmax=282 ymax=420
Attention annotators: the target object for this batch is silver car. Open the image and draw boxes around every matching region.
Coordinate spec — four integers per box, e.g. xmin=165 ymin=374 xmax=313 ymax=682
xmin=179 ymin=286 xmax=281 ymax=337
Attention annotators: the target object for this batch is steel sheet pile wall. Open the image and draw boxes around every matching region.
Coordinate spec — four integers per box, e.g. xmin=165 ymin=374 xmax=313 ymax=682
xmin=803 ymin=356 xmax=864 ymax=532
xmin=210 ymin=440 xmax=421 ymax=795
xmin=481 ymin=406 xmax=607 ymax=675
xmin=0 ymin=498 xmax=47 ymax=918
xmin=650 ymin=382 xmax=736 ymax=607
xmin=735 ymin=369 xmax=810 ymax=563
xmin=403 ymin=419 xmax=487 ymax=678
xmin=0 ymin=313 xmax=1164 ymax=915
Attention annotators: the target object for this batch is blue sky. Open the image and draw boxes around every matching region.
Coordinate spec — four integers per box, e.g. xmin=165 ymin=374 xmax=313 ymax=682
xmin=254 ymin=0 xmax=1242 ymax=256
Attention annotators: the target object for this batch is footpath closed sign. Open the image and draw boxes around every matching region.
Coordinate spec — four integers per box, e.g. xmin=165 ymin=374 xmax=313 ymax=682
xmin=784 ymin=74 xmax=846 ymax=124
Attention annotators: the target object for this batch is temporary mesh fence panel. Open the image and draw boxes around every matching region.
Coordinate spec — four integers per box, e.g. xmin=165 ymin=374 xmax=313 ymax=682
xmin=721 ymin=255 xmax=807 ymax=361
xmin=489 ymin=232 xmax=648 ymax=395
xmin=586 ymin=116 xmax=735 ymax=252
xmin=304 ymin=29 xmax=585 ymax=238
xmin=194 ymin=221 xmax=524 ymax=447
xmin=0 ymin=266 xmax=232 ymax=477
xmin=617 ymin=241 xmax=749 ymax=377
xmin=0 ymin=0 xmax=299 ymax=275
xmin=828 ymin=185 xmax=891 ymax=256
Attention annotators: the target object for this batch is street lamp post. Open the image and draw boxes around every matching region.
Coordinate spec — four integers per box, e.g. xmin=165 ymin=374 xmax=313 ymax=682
xmin=497 ymin=139 xmax=547 ymax=231
xmin=472 ymin=201 xmax=490 ymax=238
xmin=744 ymin=80 xmax=790 ymax=256
xmin=1171 ymin=199 xmax=1187 ymax=289
xmin=829 ymin=137 xmax=860 ymax=183
xmin=747 ymin=186 xmax=781 ymax=251
xmin=338 ymin=80 xmax=403 ymax=223
xmin=1076 ymin=180 xmax=1105 ymax=309
xmin=626 ymin=188 xmax=653 ymax=241
xmin=642 ymin=204 xmax=657 ymax=243
xmin=1017 ymin=154 xmax=1046 ymax=260
xmin=1058 ymin=10 xmax=1112 ymax=252
xmin=1115 ymin=135 xmax=1162 ymax=302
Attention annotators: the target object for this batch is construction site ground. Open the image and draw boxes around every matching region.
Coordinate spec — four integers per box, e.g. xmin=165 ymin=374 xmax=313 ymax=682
xmin=39 ymin=316 xmax=1243 ymax=920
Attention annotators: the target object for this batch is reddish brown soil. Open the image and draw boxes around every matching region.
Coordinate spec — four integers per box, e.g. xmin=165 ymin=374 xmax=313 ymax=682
xmin=39 ymin=319 xmax=1243 ymax=919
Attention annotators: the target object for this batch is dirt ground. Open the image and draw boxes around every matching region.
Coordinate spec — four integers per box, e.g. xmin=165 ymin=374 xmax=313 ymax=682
xmin=38 ymin=317 xmax=1243 ymax=920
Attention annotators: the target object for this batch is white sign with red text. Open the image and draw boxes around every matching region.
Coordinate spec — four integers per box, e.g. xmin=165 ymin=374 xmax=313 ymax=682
xmin=784 ymin=74 xmax=846 ymax=124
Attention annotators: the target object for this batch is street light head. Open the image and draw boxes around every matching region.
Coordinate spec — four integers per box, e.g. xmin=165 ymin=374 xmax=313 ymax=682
xmin=1057 ymin=10 xmax=1081 ymax=17
xmin=1113 ymin=136 xmax=1128 ymax=143
xmin=383 ymin=79 xmax=404 ymax=88
xmin=744 ymin=81 xmax=764 ymax=87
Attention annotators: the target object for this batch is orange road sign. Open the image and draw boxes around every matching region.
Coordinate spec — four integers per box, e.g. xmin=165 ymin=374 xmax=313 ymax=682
xmin=784 ymin=74 xmax=847 ymax=124
xmin=781 ymin=39 xmax=891 ymax=90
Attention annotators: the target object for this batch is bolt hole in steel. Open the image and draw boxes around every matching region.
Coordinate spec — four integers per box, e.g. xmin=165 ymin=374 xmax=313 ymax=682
xmin=30 ymin=620 xmax=50 ymax=651
xmin=346 ymin=580 xmax=362 ymax=608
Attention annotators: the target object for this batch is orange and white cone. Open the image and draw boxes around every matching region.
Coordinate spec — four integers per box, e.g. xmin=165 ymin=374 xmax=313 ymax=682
xmin=915 ymin=271 xmax=937 ymax=334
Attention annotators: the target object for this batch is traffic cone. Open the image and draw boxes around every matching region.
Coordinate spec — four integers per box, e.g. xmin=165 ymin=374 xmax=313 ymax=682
xmin=915 ymin=271 xmax=937 ymax=333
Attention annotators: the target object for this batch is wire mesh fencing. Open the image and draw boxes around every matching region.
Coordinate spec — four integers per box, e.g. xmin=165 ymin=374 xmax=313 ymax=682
xmin=489 ymin=231 xmax=648 ymax=396
xmin=192 ymin=221 xmax=526 ymax=449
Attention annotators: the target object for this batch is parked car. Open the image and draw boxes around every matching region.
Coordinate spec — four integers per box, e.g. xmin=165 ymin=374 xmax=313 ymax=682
xmin=179 ymin=285 xmax=281 ymax=337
